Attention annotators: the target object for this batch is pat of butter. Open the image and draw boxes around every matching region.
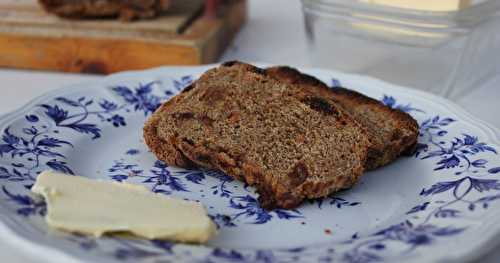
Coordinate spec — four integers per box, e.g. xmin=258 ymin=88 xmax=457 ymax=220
xmin=360 ymin=0 xmax=470 ymax=11
xmin=31 ymin=171 xmax=216 ymax=243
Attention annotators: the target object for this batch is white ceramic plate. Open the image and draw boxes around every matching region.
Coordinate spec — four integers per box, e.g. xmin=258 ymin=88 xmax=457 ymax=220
xmin=1 ymin=65 xmax=500 ymax=263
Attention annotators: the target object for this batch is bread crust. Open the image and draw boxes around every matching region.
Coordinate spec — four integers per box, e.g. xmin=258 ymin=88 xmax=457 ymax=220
xmin=143 ymin=93 xmax=196 ymax=168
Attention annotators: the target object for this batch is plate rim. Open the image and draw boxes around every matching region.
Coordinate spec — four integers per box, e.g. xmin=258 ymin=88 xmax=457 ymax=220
xmin=0 ymin=64 xmax=499 ymax=263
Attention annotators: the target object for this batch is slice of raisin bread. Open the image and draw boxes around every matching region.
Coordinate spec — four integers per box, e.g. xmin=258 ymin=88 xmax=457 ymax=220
xmin=39 ymin=0 xmax=171 ymax=21
xmin=144 ymin=61 xmax=371 ymax=209
xmin=265 ymin=66 xmax=419 ymax=170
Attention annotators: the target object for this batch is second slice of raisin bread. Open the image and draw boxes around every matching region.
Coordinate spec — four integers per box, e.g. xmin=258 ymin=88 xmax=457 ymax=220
xmin=265 ymin=66 xmax=419 ymax=170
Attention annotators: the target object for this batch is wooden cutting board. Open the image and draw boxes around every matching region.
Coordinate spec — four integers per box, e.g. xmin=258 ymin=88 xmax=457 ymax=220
xmin=0 ymin=0 xmax=246 ymax=74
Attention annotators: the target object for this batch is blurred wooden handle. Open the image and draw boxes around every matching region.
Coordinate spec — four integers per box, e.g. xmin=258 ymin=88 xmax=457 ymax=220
xmin=204 ymin=0 xmax=220 ymax=18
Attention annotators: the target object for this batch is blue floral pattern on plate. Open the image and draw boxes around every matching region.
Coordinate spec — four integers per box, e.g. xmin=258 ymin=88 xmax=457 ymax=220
xmin=0 ymin=67 xmax=499 ymax=263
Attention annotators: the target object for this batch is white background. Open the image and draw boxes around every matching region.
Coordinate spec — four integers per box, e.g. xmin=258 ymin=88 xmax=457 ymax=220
xmin=0 ymin=0 xmax=499 ymax=262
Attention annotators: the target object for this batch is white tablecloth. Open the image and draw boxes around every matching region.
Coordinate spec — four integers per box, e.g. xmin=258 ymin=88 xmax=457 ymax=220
xmin=0 ymin=0 xmax=499 ymax=262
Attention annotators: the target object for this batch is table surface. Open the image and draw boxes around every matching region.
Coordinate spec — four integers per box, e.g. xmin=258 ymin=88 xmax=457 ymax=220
xmin=1 ymin=0 xmax=499 ymax=262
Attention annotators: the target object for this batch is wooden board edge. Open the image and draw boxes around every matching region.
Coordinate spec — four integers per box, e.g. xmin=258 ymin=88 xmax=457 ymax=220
xmin=0 ymin=34 xmax=201 ymax=74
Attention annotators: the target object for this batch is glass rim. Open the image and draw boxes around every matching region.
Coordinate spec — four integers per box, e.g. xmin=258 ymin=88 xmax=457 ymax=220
xmin=301 ymin=0 xmax=500 ymax=25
